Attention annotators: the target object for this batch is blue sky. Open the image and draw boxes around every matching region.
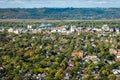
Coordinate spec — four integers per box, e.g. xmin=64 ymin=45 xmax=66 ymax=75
xmin=0 ymin=0 xmax=120 ymax=8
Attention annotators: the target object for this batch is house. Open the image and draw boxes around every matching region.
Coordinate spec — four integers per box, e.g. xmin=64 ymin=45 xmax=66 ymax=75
xmin=71 ymin=51 xmax=83 ymax=58
xmin=110 ymin=28 xmax=114 ymax=32
xmin=116 ymin=50 xmax=120 ymax=61
xmin=109 ymin=48 xmax=117 ymax=55
xmin=102 ymin=24 xmax=110 ymax=32
xmin=112 ymin=69 xmax=120 ymax=76
xmin=115 ymin=28 xmax=120 ymax=33
xmin=27 ymin=25 xmax=32 ymax=29
xmin=51 ymin=29 xmax=57 ymax=33
xmin=13 ymin=29 xmax=20 ymax=34
xmin=64 ymin=73 xmax=72 ymax=80
xmin=84 ymin=55 xmax=100 ymax=63
xmin=8 ymin=28 xmax=14 ymax=33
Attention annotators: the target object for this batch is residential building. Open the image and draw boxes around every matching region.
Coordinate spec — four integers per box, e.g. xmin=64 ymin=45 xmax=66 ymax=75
xmin=71 ymin=51 xmax=83 ymax=58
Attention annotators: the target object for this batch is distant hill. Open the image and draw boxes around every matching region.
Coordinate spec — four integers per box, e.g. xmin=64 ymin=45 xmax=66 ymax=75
xmin=0 ymin=8 xmax=120 ymax=20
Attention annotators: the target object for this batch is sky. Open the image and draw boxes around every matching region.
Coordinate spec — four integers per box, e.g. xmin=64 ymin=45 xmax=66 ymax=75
xmin=0 ymin=0 xmax=120 ymax=8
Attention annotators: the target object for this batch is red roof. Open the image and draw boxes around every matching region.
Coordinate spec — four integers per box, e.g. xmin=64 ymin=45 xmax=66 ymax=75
xmin=71 ymin=52 xmax=83 ymax=58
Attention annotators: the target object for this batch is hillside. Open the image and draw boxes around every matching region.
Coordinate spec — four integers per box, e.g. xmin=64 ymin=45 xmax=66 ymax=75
xmin=0 ymin=8 xmax=120 ymax=20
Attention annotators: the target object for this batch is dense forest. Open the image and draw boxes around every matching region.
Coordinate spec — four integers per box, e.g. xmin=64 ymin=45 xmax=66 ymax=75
xmin=0 ymin=8 xmax=120 ymax=20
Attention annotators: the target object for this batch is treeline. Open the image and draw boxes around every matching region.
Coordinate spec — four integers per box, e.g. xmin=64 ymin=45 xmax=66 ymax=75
xmin=0 ymin=8 xmax=120 ymax=20
xmin=1 ymin=20 xmax=120 ymax=28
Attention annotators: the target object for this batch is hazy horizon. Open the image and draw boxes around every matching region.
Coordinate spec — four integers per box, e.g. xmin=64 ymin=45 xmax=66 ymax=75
xmin=0 ymin=0 xmax=120 ymax=8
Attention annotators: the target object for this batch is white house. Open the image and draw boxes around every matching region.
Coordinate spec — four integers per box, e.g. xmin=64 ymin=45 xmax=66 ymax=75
xmin=8 ymin=28 xmax=14 ymax=33
xmin=27 ymin=25 xmax=32 ymax=29
xmin=112 ymin=69 xmax=120 ymax=75
xmin=84 ymin=55 xmax=100 ymax=63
